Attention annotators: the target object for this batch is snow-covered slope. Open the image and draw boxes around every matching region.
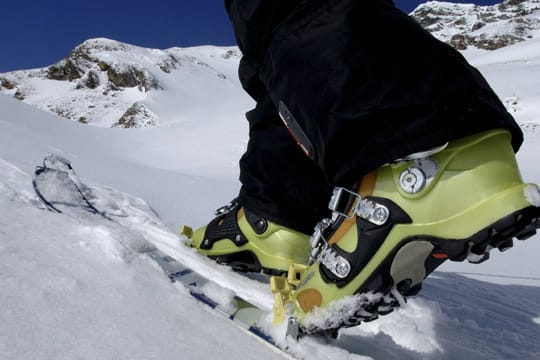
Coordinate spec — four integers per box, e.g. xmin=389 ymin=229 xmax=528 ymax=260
xmin=0 ymin=129 xmax=284 ymax=360
xmin=1 ymin=92 xmax=539 ymax=359
xmin=0 ymin=38 xmax=250 ymax=128
xmin=2 ymin=56 xmax=540 ymax=360
xmin=462 ymin=33 xmax=540 ymax=134
xmin=411 ymin=0 xmax=540 ymax=50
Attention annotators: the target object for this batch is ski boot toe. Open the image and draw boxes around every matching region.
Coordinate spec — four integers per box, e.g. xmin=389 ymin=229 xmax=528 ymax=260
xmin=189 ymin=200 xmax=311 ymax=275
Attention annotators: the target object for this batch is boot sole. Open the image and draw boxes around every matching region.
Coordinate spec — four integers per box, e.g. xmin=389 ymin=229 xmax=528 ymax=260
xmin=210 ymin=250 xmax=289 ymax=276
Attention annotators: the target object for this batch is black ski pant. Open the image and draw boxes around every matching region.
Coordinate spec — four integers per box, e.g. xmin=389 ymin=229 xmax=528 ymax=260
xmin=225 ymin=0 xmax=524 ymax=234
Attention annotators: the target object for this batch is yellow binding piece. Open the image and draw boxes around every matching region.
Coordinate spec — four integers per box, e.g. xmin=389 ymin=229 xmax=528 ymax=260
xmin=270 ymin=263 xmax=308 ymax=325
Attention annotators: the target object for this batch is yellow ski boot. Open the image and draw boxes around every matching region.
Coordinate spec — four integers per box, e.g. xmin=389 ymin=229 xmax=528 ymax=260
xmin=189 ymin=200 xmax=311 ymax=275
xmin=276 ymin=129 xmax=540 ymax=333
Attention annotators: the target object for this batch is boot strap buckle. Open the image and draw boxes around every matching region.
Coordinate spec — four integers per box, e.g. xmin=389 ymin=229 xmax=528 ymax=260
xmin=329 ymin=187 xmax=389 ymax=226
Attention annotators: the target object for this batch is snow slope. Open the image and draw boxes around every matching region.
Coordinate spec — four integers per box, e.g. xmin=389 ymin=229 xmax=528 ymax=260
xmin=1 ymin=93 xmax=539 ymax=359
xmin=438 ymin=32 xmax=540 ymax=283
xmin=0 ymin=96 xmax=370 ymax=360
xmin=0 ymin=147 xmax=285 ymax=360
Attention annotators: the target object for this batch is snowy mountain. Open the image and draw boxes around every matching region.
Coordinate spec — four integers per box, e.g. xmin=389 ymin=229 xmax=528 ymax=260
xmin=0 ymin=38 xmax=249 ymax=128
xmin=2 ymin=1 xmax=540 ymax=129
xmin=412 ymin=0 xmax=540 ymax=50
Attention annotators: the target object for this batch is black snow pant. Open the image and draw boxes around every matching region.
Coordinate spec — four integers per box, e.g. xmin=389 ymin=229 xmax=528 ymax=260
xmin=225 ymin=0 xmax=524 ymax=234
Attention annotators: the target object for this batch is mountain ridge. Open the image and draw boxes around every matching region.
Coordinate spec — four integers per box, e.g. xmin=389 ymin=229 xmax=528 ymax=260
xmin=0 ymin=38 xmax=244 ymax=128
xmin=411 ymin=0 xmax=540 ymax=50
xmin=1 ymin=1 xmax=539 ymax=128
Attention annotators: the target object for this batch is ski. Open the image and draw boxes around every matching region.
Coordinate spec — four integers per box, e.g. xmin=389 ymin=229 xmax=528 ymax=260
xmin=147 ymin=249 xmax=281 ymax=346
xmin=32 ymin=154 xmax=294 ymax=359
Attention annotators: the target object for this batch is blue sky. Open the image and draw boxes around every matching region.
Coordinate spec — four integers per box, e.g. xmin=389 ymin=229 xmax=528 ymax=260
xmin=0 ymin=0 xmax=502 ymax=72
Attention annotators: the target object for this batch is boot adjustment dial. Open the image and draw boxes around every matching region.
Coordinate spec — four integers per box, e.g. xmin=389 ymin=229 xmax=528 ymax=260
xmin=399 ymin=158 xmax=439 ymax=194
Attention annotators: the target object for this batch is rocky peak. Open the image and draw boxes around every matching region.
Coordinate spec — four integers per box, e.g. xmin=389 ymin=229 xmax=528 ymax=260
xmin=411 ymin=0 xmax=540 ymax=50
xmin=46 ymin=38 xmax=159 ymax=92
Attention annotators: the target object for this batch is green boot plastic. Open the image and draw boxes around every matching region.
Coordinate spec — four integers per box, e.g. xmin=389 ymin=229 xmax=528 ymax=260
xmin=190 ymin=201 xmax=311 ymax=275
xmin=281 ymin=129 xmax=540 ymax=333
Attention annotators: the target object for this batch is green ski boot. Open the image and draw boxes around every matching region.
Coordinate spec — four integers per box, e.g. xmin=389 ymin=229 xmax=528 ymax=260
xmin=189 ymin=200 xmax=311 ymax=275
xmin=273 ymin=129 xmax=540 ymax=333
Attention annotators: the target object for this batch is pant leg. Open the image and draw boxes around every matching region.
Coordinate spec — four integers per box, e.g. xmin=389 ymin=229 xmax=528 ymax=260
xmin=226 ymin=0 xmax=522 ymax=230
xmin=240 ymin=0 xmax=523 ymax=186
xmin=224 ymin=0 xmax=304 ymax=102
xmin=225 ymin=0 xmax=332 ymax=233
xmin=237 ymin=96 xmax=332 ymax=234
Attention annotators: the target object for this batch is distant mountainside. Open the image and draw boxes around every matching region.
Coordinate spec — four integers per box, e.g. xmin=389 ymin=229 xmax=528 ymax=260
xmin=1 ymin=0 xmax=539 ymax=128
xmin=411 ymin=0 xmax=540 ymax=50
xmin=0 ymin=38 xmax=245 ymax=128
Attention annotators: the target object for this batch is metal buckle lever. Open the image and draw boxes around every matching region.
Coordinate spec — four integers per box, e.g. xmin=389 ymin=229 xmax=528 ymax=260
xmin=214 ymin=199 xmax=238 ymax=216
xmin=329 ymin=187 xmax=390 ymax=226
xmin=329 ymin=187 xmax=361 ymax=218
xmin=355 ymin=200 xmax=390 ymax=226
xmin=309 ymin=218 xmax=332 ymax=264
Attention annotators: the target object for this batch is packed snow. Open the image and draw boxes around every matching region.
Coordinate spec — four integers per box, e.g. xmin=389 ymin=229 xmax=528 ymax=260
xmin=2 ymin=11 xmax=540 ymax=360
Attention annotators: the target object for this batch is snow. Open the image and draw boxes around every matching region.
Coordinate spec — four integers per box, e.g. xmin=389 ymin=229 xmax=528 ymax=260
xmin=345 ymin=298 xmax=443 ymax=354
xmin=0 ymin=148 xmax=291 ymax=360
xmin=0 ymin=38 xmax=250 ymax=129
xmin=411 ymin=0 xmax=540 ymax=51
xmin=1 ymin=19 xmax=540 ymax=360
xmin=437 ymin=30 xmax=540 ymax=283
xmin=525 ymin=184 xmax=540 ymax=206
xmin=0 ymin=159 xmax=281 ymax=360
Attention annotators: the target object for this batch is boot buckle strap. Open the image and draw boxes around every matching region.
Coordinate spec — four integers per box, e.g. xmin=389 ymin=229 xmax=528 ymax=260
xmin=214 ymin=199 xmax=238 ymax=216
xmin=309 ymin=218 xmax=332 ymax=264
xmin=329 ymin=187 xmax=390 ymax=226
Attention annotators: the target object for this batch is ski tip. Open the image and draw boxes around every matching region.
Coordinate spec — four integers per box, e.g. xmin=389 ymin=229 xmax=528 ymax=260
xmin=180 ymin=225 xmax=194 ymax=239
